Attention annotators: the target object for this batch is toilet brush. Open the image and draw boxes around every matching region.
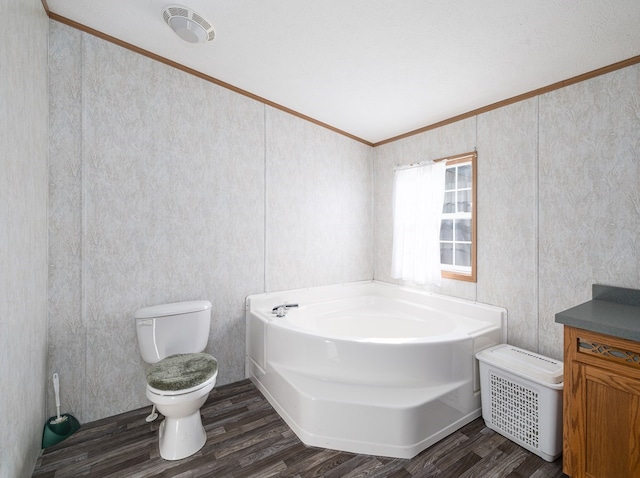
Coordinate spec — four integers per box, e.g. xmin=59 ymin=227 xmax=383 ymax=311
xmin=42 ymin=373 xmax=80 ymax=448
xmin=49 ymin=374 xmax=69 ymax=431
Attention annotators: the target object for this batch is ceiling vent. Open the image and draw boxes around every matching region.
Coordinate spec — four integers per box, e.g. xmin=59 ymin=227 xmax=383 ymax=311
xmin=163 ymin=5 xmax=215 ymax=44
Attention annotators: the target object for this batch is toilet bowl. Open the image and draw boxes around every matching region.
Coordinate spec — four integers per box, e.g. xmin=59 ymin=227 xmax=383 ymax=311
xmin=146 ymin=368 xmax=218 ymax=460
xmin=135 ymin=301 xmax=218 ymax=460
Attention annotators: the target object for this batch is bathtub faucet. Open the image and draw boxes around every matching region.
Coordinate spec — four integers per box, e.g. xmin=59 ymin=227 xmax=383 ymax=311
xmin=272 ymin=303 xmax=299 ymax=317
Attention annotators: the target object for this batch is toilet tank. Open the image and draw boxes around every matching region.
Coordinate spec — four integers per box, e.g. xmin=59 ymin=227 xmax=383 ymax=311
xmin=135 ymin=300 xmax=212 ymax=363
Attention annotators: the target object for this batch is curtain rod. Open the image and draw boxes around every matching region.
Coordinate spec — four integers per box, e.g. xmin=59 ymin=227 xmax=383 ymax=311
xmin=395 ymin=150 xmax=476 ymax=171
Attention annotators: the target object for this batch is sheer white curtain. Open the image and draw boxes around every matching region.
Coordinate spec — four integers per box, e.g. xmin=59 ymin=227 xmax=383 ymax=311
xmin=391 ymin=160 xmax=446 ymax=285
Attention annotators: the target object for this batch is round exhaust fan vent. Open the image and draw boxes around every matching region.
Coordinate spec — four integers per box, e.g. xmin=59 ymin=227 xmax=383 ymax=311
xmin=163 ymin=5 xmax=215 ymax=43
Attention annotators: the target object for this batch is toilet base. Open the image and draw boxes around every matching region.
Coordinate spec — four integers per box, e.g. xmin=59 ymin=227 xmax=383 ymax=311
xmin=158 ymin=411 xmax=206 ymax=460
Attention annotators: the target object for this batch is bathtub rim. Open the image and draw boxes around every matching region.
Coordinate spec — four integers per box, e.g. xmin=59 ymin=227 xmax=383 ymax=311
xmin=246 ymin=280 xmax=507 ymax=343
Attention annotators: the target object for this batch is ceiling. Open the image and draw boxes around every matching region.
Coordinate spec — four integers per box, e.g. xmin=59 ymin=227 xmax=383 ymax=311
xmin=45 ymin=0 xmax=640 ymax=145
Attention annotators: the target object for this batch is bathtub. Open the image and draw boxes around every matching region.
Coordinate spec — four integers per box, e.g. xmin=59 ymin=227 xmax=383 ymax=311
xmin=245 ymin=281 xmax=506 ymax=458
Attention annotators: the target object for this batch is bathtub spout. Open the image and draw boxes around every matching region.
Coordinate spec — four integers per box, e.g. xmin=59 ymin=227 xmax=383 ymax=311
xmin=272 ymin=303 xmax=299 ymax=317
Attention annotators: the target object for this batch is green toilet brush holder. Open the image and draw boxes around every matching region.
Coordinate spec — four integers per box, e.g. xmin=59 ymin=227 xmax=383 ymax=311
xmin=42 ymin=373 xmax=80 ymax=448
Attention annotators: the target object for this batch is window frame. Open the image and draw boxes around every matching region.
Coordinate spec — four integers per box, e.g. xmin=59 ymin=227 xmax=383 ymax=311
xmin=438 ymin=151 xmax=477 ymax=282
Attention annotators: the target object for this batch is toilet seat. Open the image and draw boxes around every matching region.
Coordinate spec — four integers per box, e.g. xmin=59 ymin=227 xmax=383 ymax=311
xmin=147 ymin=373 xmax=217 ymax=397
xmin=146 ymin=353 xmax=218 ymax=397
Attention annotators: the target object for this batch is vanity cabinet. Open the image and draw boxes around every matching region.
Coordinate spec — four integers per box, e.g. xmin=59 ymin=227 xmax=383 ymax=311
xmin=563 ymin=325 xmax=640 ymax=477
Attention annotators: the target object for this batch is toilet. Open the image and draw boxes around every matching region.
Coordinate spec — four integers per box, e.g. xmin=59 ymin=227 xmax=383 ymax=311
xmin=135 ymin=300 xmax=218 ymax=460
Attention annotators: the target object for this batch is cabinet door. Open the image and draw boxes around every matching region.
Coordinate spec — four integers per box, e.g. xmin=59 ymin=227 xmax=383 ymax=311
xmin=570 ymin=362 xmax=640 ymax=477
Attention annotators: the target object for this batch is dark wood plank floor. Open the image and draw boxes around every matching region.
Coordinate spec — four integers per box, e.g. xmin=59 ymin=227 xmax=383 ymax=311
xmin=33 ymin=379 xmax=566 ymax=477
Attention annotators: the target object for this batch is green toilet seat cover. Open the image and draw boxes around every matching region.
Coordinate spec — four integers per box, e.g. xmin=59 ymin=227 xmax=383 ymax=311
xmin=146 ymin=353 xmax=218 ymax=391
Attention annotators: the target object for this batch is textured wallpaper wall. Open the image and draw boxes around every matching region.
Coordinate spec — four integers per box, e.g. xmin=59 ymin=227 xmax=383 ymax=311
xmin=266 ymin=108 xmax=373 ymax=291
xmin=374 ymin=65 xmax=640 ymax=360
xmin=537 ymin=66 xmax=640 ymax=358
xmin=0 ymin=2 xmax=49 ymax=477
xmin=48 ymin=21 xmax=373 ymax=423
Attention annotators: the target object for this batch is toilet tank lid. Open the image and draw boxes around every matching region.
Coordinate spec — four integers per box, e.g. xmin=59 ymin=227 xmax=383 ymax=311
xmin=135 ymin=300 xmax=211 ymax=319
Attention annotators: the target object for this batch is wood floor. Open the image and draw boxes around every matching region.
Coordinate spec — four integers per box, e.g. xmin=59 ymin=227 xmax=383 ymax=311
xmin=33 ymin=379 xmax=566 ymax=478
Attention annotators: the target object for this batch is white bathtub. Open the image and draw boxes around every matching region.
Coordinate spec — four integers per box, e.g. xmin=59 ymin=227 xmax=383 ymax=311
xmin=245 ymin=281 xmax=506 ymax=458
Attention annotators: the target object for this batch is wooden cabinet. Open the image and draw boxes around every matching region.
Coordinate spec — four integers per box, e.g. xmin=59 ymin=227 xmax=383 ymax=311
xmin=563 ymin=326 xmax=640 ymax=477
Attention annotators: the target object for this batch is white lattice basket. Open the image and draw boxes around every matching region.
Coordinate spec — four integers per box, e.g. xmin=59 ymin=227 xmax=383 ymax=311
xmin=476 ymin=344 xmax=564 ymax=462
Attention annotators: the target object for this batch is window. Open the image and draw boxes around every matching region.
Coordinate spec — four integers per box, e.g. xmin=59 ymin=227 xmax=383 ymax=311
xmin=391 ymin=151 xmax=476 ymax=285
xmin=439 ymin=152 xmax=476 ymax=282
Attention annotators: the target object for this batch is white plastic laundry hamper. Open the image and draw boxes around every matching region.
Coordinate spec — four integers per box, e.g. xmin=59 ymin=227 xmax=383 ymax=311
xmin=476 ymin=344 xmax=563 ymax=462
